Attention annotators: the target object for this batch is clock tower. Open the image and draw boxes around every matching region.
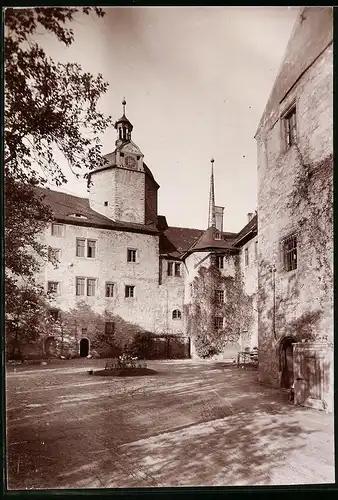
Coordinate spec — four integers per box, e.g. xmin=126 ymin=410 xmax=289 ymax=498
xmin=88 ymin=99 xmax=158 ymax=226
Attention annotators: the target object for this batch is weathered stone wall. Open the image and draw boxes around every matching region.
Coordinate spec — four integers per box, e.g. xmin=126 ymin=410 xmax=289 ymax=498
xmin=156 ymin=257 xmax=185 ymax=336
xmin=145 ymin=175 xmax=158 ymax=225
xmin=256 ymin=43 xmax=333 ymax=387
xmin=114 ymin=168 xmax=145 ymax=224
xmin=88 ymin=168 xmax=115 ymax=220
xmin=38 ymin=223 xmax=160 ymax=335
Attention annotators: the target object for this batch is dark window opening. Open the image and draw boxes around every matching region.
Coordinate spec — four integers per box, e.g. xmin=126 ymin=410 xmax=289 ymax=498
xmin=216 ymin=290 xmax=224 ymax=303
xmin=87 ymin=240 xmax=96 ymax=258
xmin=284 ymin=106 xmax=297 ymax=148
xmin=245 ymin=247 xmax=249 ymax=267
xmin=104 ymin=201 xmax=108 ymax=207
xmin=105 ymin=322 xmax=115 ymax=335
xmin=283 ymin=234 xmax=297 ymax=271
xmin=50 ymin=309 xmax=59 ymax=321
xmin=174 ymin=263 xmax=181 ymax=277
xmin=172 ymin=309 xmax=182 ymax=320
xmin=127 ymin=249 xmax=137 ymax=262
xmin=167 ymin=262 xmax=173 ymax=276
xmin=105 ymin=282 xmax=114 ymax=297
xmin=216 ymin=256 xmax=224 ymax=269
xmin=125 ymin=285 xmax=135 ymax=298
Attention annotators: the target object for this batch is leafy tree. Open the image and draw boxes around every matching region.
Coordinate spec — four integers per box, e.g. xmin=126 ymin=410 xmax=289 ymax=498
xmin=4 ymin=7 xmax=112 ymax=350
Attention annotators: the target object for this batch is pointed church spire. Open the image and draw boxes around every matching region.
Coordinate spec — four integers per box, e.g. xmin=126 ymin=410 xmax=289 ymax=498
xmin=208 ymin=157 xmax=216 ymax=228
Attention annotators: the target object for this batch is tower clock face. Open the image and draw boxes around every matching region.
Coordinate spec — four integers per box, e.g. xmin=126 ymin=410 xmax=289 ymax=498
xmin=125 ymin=155 xmax=137 ymax=169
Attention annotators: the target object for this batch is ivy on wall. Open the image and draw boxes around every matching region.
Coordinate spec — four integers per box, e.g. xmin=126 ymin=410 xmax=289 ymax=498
xmin=184 ymin=253 xmax=254 ymax=358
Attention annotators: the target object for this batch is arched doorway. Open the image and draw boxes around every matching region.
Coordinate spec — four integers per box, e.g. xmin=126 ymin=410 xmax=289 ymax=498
xmin=79 ymin=338 xmax=89 ymax=357
xmin=44 ymin=337 xmax=57 ymax=358
xmin=280 ymin=336 xmax=296 ymax=389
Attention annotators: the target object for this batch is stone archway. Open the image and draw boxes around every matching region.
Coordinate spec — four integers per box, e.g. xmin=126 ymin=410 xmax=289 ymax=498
xmin=79 ymin=338 xmax=90 ymax=357
xmin=279 ymin=336 xmax=296 ymax=389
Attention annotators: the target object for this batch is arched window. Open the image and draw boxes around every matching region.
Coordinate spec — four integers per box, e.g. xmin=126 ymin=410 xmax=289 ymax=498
xmin=172 ymin=309 xmax=182 ymax=320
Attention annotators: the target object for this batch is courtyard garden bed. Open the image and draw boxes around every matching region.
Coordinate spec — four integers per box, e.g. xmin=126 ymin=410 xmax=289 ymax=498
xmin=89 ymin=354 xmax=158 ymax=377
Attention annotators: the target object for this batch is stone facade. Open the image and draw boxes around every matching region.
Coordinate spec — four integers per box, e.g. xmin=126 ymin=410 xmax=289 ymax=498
xmin=255 ymin=7 xmax=333 ymax=408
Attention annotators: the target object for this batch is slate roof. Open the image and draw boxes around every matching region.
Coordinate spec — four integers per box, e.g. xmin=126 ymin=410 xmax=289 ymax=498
xmin=34 ymin=188 xmax=257 ymax=257
xmin=255 ymin=7 xmax=333 ymax=139
xmin=35 ymin=187 xmax=159 ymax=234
xmin=159 ymin=226 xmax=205 ymax=259
xmin=232 ymin=214 xmax=258 ymax=247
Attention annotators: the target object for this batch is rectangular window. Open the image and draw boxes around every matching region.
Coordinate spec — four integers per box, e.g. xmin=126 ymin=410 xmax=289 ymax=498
xmin=105 ymin=282 xmax=114 ymax=297
xmin=245 ymin=247 xmax=249 ymax=267
xmin=82 ymin=328 xmax=88 ymax=335
xmin=283 ymin=105 xmax=297 ymax=149
xmin=167 ymin=262 xmax=173 ymax=276
xmin=87 ymin=278 xmax=96 ymax=296
xmin=76 ymin=239 xmax=86 ymax=257
xmin=216 ymin=256 xmax=224 ymax=269
xmin=105 ymin=322 xmax=115 ymax=335
xmin=47 ymin=281 xmax=59 ymax=295
xmin=174 ymin=262 xmax=181 ymax=277
xmin=76 ymin=277 xmax=85 ymax=296
xmin=283 ymin=234 xmax=297 ymax=272
xmin=125 ymin=285 xmax=135 ymax=298
xmin=127 ymin=249 xmax=137 ymax=263
xmin=87 ymin=240 xmax=96 ymax=258
xmin=51 ymin=223 xmax=63 ymax=236
xmin=255 ymin=241 xmax=258 ymax=260
xmin=48 ymin=247 xmax=61 ymax=263
xmin=216 ymin=290 xmax=224 ymax=304
xmin=214 ymin=317 xmax=224 ymax=330
xmin=50 ymin=309 xmax=59 ymax=321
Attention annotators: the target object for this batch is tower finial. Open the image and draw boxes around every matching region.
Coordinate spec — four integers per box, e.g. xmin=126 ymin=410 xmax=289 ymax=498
xmin=122 ymin=97 xmax=126 ymax=115
xmin=208 ymin=158 xmax=216 ymax=228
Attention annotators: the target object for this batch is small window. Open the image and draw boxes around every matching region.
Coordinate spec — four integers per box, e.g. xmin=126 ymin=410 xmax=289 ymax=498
xmin=105 ymin=322 xmax=115 ymax=335
xmin=283 ymin=105 xmax=297 ymax=149
xmin=105 ymin=282 xmax=114 ymax=297
xmin=172 ymin=309 xmax=182 ymax=320
xmin=48 ymin=247 xmax=61 ymax=263
xmin=76 ymin=277 xmax=85 ymax=296
xmin=82 ymin=328 xmax=88 ymax=335
xmin=51 ymin=223 xmax=63 ymax=237
xmin=215 ymin=317 xmax=224 ymax=330
xmin=76 ymin=239 xmax=86 ymax=257
xmin=127 ymin=249 xmax=137 ymax=263
xmin=104 ymin=201 xmax=108 ymax=207
xmin=174 ymin=263 xmax=181 ymax=277
xmin=47 ymin=281 xmax=59 ymax=295
xmin=216 ymin=256 xmax=224 ymax=269
xmin=137 ymin=155 xmax=140 ymax=160
xmin=120 ymin=152 xmax=124 ymax=157
xmin=245 ymin=247 xmax=249 ymax=267
xmin=87 ymin=278 xmax=96 ymax=296
xmin=215 ymin=232 xmax=221 ymax=240
xmin=282 ymin=234 xmax=297 ymax=272
xmin=216 ymin=290 xmax=224 ymax=304
xmin=167 ymin=262 xmax=173 ymax=276
xmin=255 ymin=241 xmax=258 ymax=260
xmin=50 ymin=309 xmax=59 ymax=321
xmin=87 ymin=240 xmax=96 ymax=258
xmin=125 ymin=285 xmax=135 ymax=298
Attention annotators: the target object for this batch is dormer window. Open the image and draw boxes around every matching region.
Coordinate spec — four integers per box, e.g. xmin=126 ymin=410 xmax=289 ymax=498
xmin=70 ymin=213 xmax=87 ymax=220
xmin=215 ymin=231 xmax=221 ymax=240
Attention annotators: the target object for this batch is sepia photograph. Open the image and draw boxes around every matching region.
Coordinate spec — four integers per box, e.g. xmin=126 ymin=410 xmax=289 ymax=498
xmin=4 ymin=5 xmax=334 ymax=490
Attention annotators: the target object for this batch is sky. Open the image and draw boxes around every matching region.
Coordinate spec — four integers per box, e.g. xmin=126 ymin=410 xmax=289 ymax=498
xmin=37 ymin=6 xmax=299 ymax=232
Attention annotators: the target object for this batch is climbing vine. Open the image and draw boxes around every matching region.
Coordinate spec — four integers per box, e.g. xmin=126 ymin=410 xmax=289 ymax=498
xmin=184 ymin=253 xmax=254 ymax=358
xmin=287 ymin=145 xmax=333 ymax=297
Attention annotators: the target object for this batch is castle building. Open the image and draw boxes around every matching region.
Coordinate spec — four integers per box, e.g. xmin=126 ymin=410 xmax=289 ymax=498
xmin=255 ymin=7 xmax=333 ymax=412
xmin=34 ymin=100 xmax=258 ymax=360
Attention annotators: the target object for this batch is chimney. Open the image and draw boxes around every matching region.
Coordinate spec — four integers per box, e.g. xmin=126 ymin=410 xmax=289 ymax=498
xmin=247 ymin=212 xmax=254 ymax=223
xmin=215 ymin=206 xmax=224 ymax=233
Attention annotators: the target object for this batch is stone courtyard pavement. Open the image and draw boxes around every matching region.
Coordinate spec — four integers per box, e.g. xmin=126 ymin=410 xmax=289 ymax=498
xmin=5 ymin=359 xmax=335 ymax=489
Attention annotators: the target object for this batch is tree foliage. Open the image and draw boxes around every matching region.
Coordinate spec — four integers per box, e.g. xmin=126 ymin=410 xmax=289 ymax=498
xmin=4 ymin=7 xmax=112 ymax=348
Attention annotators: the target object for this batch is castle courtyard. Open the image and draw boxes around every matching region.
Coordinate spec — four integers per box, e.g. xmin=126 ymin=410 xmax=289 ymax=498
xmin=6 ymin=360 xmax=334 ymax=489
